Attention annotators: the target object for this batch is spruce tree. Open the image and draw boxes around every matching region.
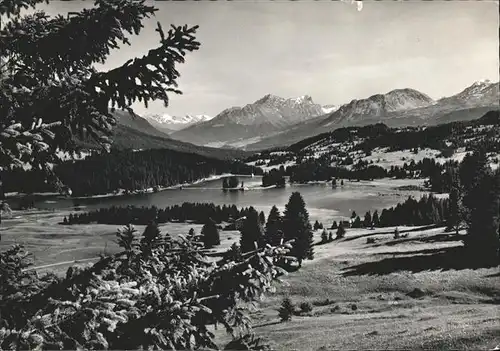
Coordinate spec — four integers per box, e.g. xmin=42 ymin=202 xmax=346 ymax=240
xmin=352 ymin=216 xmax=362 ymax=228
xmin=265 ymin=205 xmax=283 ymax=245
xmin=140 ymin=221 xmax=162 ymax=255
xmin=331 ymin=220 xmax=338 ymax=229
xmin=321 ymin=229 xmax=328 ymax=243
xmin=240 ymin=207 xmax=264 ymax=252
xmin=313 ymin=220 xmax=321 ymax=231
xmin=283 ymin=192 xmax=314 ymax=265
xmin=0 ymin=0 xmax=200 ymax=204
xmin=141 ymin=221 xmax=161 ymax=245
xmin=202 ymin=218 xmax=220 ymax=249
xmin=464 ymin=170 xmax=500 ymax=263
xmin=364 ymin=211 xmax=372 ymax=228
xmin=461 ymin=149 xmax=491 ymax=226
xmin=336 ymin=222 xmax=346 ymax=239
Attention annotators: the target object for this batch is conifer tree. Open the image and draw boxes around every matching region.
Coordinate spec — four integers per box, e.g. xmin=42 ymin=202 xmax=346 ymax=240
xmin=313 ymin=220 xmax=321 ymax=231
xmin=464 ymin=169 xmax=500 ymax=263
xmin=116 ymin=224 xmax=138 ymax=251
xmin=352 ymin=216 xmax=362 ymax=228
xmin=364 ymin=211 xmax=372 ymax=228
xmin=283 ymin=192 xmax=314 ymax=265
xmin=331 ymin=220 xmax=338 ymax=229
xmin=240 ymin=207 xmax=264 ymax=252
xmin=202 ymin=218 xmax=220 ymax=248
xmin=265 ymin=205 xmax=283 ymax=246
xmin=0 ymin=0 xmax=200 ymax=204
xmin=321 ymin=229 xmax=328 ymax=243
xmin=336 ymin=222 xmax=346 ymax=239
xmin=461 ymin=149 xmax=491 ymax=226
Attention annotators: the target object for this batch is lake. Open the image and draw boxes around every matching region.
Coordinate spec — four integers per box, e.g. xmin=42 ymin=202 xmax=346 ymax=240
xmin=12 ymin=176 xmax=428 ymax=225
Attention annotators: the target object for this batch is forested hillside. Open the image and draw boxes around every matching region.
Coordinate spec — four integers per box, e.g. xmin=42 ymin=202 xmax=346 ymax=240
xmin=246 ymin=111 xmax=500 ymax=183
xmin=4 ymin=148 xmax=262 ymax=197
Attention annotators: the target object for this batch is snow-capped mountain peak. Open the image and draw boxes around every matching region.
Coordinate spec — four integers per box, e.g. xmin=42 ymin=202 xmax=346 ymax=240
xmin=143 ymin=113 xmax=213 ymax=133
xmin=322 ymin=104 xmax=340 ymax=114
xmin=145 ymin=113 xmax=213 ymax=125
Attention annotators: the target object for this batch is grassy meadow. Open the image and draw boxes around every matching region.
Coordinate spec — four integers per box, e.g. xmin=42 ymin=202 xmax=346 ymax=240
xmin=1 ymin=205 xmax=499 ymax=350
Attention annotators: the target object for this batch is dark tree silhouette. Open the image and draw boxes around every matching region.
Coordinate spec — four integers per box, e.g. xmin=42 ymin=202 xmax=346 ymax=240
xmin=364 ymin=211 xmax=372 ymax=228
xmin=336 ymin=223 xmax=346 ymax=239
xmin=202 ymin=218 xmax=220 ymax=249
xmin=265 ymin=205 xmax=283 ymax=246
xmin=240 ymin=207 xmax=264 ymax=253
xmin=283 ymin=192 xmax=314 ymax=265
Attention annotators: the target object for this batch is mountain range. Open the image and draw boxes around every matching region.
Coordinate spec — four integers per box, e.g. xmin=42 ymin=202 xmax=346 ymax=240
xmin=246 ymin=80 xmax=499 ymax=151
xmin=144 ymin=113 xmax=214 ymax=134
xmin=171 ymin=95 xmax=335 ymax=147
xmin=163 ymin=80 xmax=498 ymax=150
xmin=75 ymin=109 xmax=251 ymax=160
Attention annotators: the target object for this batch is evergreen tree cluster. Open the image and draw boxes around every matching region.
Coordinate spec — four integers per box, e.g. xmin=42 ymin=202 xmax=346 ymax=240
xmin=236 ymin=193 xmax=314 ymax=267
xmin=222 ymin=176 xmax=240 ymax=189
xmin=377 ymin=195 xmax=449 ymax=227
xmin=64 ymin=202 xmax=251 ymax=226
xmin=261 ymin=169 xmax=286 ymax=188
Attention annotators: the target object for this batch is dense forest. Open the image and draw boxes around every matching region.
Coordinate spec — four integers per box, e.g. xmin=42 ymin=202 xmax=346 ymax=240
xmin=3 ymin=149 xmax=263 ymax=197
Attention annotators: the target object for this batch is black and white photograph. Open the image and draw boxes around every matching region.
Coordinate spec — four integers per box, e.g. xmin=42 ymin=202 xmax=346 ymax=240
xmin=0 ymin=0 xmax=499 ymax=349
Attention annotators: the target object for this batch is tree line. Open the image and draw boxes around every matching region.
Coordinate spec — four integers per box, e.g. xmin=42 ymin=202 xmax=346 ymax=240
xmin=64 ymin=202 xmax=256 ymax=226
xmin=258 ymin=156 xmax=450 ymax=184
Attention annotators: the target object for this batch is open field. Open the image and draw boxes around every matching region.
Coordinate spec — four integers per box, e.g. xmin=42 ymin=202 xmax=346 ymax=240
xmin=233 ymin=228 xmax=500 ymax=351
xmin=1 ymin=206 xmax=499 ymax=350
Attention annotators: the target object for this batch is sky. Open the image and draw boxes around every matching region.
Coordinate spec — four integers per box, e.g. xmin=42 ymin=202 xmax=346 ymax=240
xmin=36 ymin=1 xmax=500 ymax=117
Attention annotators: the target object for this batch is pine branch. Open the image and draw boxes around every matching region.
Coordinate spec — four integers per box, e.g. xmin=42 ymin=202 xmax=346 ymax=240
xmin=0 ymin=0 xmax=47 ymax=17
xmin=0 ymin=1 xmax=156 ymax=81
xmin=89 ymin=23 xmax=200 ymax=110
